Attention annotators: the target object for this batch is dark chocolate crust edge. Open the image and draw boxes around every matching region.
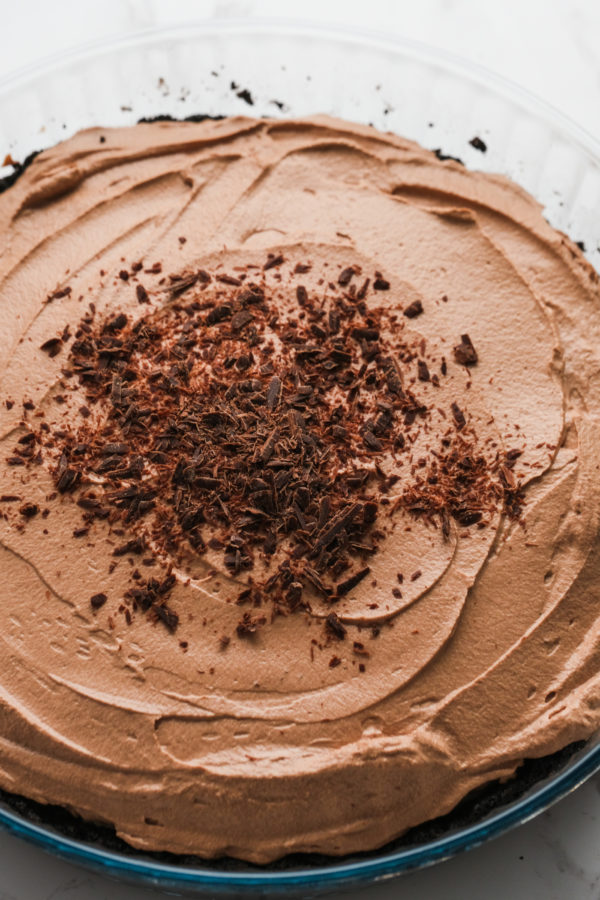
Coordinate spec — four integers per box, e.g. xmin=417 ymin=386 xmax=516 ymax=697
xmin=0 ymin=115 xmax=222 ymax=196
xmin=0 ymin=150 xmax=41 ymax=194
xmin=0 ymin=741 xmax=586 ymax=871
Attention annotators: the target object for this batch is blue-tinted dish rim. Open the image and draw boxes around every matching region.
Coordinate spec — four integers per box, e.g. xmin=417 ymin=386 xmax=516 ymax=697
xmin=1 ymin=18 xmax=600 ymax=891
xmin=1 ymin=742 xmax=600 ymax=888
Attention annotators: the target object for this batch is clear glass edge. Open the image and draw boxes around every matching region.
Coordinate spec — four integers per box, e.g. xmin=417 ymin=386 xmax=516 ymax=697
xmin=1 ymin=17 xmax=600 ymax=165
xmin=0 ymin=17 xmax=599 ymax=890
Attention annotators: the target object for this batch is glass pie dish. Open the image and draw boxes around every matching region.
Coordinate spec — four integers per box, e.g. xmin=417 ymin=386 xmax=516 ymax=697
xmin=1 ymin=18 xmax=600 ymax=897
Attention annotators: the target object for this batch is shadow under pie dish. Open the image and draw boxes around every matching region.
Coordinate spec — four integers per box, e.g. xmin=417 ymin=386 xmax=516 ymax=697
xmin=1 ymin=109 xmax=600 ymax=874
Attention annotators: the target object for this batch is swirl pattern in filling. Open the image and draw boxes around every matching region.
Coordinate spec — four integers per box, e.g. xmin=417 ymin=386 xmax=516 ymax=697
xmin=0 ymin=116 xmax=599 ymax=861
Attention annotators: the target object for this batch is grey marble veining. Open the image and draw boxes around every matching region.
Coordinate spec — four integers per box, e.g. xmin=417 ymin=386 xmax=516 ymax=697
xmin=1 ymin=2 xmax=600 ymax=898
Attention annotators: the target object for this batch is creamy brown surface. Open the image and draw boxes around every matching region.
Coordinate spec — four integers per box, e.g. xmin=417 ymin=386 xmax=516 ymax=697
xmin=1 ymin=115 xmax=600 ymax=862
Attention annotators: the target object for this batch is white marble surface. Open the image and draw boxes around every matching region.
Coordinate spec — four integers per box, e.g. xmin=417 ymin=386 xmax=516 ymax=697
xmin=1 ymin=1 xmax=600 ymax=897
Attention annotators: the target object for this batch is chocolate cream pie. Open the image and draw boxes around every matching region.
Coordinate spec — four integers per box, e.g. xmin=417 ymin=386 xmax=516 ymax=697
xmin=1 ymin=115 xmax=600 ymax=863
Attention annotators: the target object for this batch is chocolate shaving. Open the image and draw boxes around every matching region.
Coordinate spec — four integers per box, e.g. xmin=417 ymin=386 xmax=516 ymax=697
xmin=264 ymin=253 xmax=284 ymax=271
xmin=237 ymin=611 xmax=266 ymax=637
xmin=453 ymin=334 xmax=478 ymax=366
xmin=170 ymin=273 xmax=198 ymax=297
xmin=90 ymin=592 xmax=107 ymax=610
xmin=451 ymin=402 xmax=466 ymax=430
xmin=403 ymin=300 xmax=423 ymax=319
xmin=338 ymin=267 xmax=355 ymax=286
xmin=113 ymin=536 xmax=146 ymax=556
xmin=19 ymin=502 xmax=39 ymax=518
xmin=417 ymin=360 xmax=430 ymax=382
xmin=373 ymin=273 xmax=390 ymax=291
xmin=153 ymin=603 xmax=179 ymax=632
xmin=314 ymin=503 xmax=361 ymax=551
xmin=454 ymin=509 xmax=482 ymax=526
xmin=296 ymin=285 xmax=308 ymax=307
xmin=45 ymin=286 xmax=71 ymax=304
xmin=362 ymin=431 xmax=383 ymax=451
xmin=217 ymin=274 xmax=242 ymax=287
xmin=266 ymin=376 xmax=282 ymax=411
xmin=325 ymin=612 xmax=347 ymax=640
xmin=231 ymin=309 xmax=253 ymax=332
xmin=286 ymin=582 xmax=304 ymax=610
xmin=335 ymin=566 xmax=370 ymax=597
xmin=103 ymin=313 xmax=128 ymax=333
xmin=40 ymin=337 xmax=63 ymax=358
xmin=56 ymin=458 xmax=80 ymax=493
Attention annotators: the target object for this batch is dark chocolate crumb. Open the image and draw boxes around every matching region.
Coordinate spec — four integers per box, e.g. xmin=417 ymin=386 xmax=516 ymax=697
xmin=433 ymin=149 xmax=464 ymax=165
xmin=373 ymin=273 xmax=390 ymax=291
xmin=40 ymin=338 xmax=63 ymax=358
xmin=338 ymin=266 xmax=356 ymax=286
xmin=335 ymin=567 xmax=370 ymax=597
xmin=136 ymin=284 xmax=150 ymax=304
xmin=236 ymin=612 xmax=266 ymax=638
xmin=90 ymin=592 xmax=107 ymax=610
xmin=403 ymin=300 xmax=423 ymax=319
xmin=236 ymin=88 xmax=254 ymax=106
xmin=453 ymin=334 xmax=478 ymax=366
xmin=451 ymin=402 xmax=466 ymax=431
xmin=19 ymin=502 xmax=39 ymax=518
xmin=264 ymin=253 xmax=284 ymax=271
xmin=325 ymin=612 xmax=347 ymax=640
xmin=469 ymin=136 xmax=487 ymax=152
xmin=153 ymin=603 xmax=179 ymax=632
xmin=417 ymin=360 xmax=430 ymax=382
xmin=113 ymin=537 xmax=146 ymax=556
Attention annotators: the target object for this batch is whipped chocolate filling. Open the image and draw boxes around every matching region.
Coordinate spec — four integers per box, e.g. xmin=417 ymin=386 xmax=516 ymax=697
xmin=0 ymin=116 xmax=599 ymax=862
